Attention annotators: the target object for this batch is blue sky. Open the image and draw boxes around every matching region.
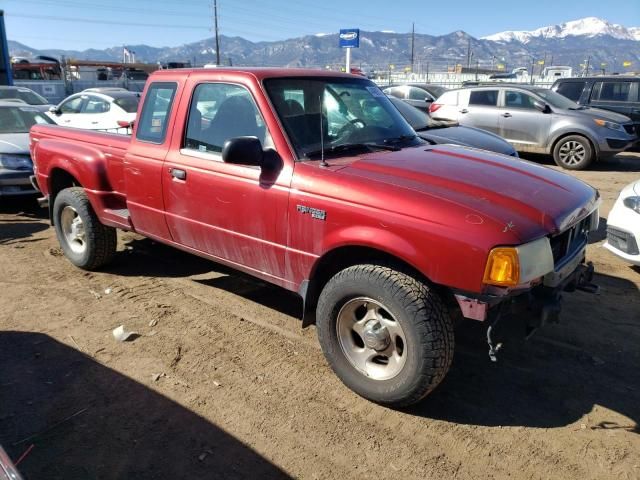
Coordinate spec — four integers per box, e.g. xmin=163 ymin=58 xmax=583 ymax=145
xmin=2 ymin=0 xmax=639 ymax=50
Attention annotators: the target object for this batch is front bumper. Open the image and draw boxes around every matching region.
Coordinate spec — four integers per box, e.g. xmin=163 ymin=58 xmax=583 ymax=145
xmin=455 ymin=247 xmax=595 ymax=328
xmin=604 ymin=195 xmax=640 ymax=266
xmin=0 ymin=170 xmax=38 ymax=197
xmin=598 ymin=131 xmax=637 ymax=156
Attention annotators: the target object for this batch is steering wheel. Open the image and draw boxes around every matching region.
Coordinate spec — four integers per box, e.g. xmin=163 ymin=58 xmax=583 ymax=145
xmin=336 ymin=118 xmax=367 ymax=138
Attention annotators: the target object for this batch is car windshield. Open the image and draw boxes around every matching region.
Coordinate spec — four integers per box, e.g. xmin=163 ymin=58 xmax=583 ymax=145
xmin=533 ymin=89 xmax=580 ymax=110
xmin=426 ymin=85 xmax=447 ymax=98
xmin=265 ymin=77 xmax=422 ymax=158
xmin=113 ymin=95 xmax=140 ymax=113
xmin=0 ymin=88 xmax=49 ymax=105
xmin=0 ymin=106 xmax=54 ymax=133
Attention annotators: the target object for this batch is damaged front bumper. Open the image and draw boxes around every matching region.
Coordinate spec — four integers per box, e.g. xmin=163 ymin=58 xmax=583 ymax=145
xmin=454 ymin=250 xmax=598 ymax=359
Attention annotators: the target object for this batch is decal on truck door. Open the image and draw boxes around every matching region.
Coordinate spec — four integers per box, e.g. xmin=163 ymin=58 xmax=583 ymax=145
xmin=296 ymin=205 xmax=326 ymax=221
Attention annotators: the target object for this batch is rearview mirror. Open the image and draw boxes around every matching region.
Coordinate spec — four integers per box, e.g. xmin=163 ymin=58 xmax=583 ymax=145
xmin=533 ymin=100 xmax=551 ymax=113
xmin=222 ymin=136 xmax=264 ymax=167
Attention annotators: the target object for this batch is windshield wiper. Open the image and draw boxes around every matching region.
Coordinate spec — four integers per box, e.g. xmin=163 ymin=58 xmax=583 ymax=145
xmin=304 ymin=142 xmax=400 ymax=159
xmin=382 ymin=134 xmax=418 ymax=145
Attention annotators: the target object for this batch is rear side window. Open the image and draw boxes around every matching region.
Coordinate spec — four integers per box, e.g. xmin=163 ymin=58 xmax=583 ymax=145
xmin=595 ymin=82 xmax=631 ymax=102
xmin=469 ymin=90 xmax=498 ymax=106
xmin=136 ymin=82 xmax=177 ymax=144
xmin=555 ymin=82 xmax=585 ymax=102
xmin=408 ymin=87 xmax=431 ymax=101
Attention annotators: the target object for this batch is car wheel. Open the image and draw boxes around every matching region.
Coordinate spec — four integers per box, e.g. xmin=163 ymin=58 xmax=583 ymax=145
xmin=316 ymin=264 xmax=454 ymax=407
xmin=552 ymin=135 xmax=594 ymax=170
xmin=53 ymin=187 xmax=116 ymax=270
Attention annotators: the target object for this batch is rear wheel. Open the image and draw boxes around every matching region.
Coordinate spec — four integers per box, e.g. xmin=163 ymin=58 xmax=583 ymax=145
xmin=316 ymin=264 xmax=454 ymax=407
xmin=53 ymin=187 xmax=116 ymax=270
xmin=552 ymin=135 xmax=594 ymax=170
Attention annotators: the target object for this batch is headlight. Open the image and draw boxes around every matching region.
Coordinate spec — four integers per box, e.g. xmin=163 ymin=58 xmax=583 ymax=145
xmin=483 ymin=237 xmax=554 ymax=287
xmin=0 ymin=154 xmax=33 ymax=170
xmin=623 ymin=196 xmax=640 ymax=214
xmin=593 ymin=119 xmax=624 ymax=132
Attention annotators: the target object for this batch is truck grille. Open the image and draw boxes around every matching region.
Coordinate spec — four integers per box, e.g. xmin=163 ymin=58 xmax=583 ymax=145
xmin=549 ymin=214 xmax=592 ymax=266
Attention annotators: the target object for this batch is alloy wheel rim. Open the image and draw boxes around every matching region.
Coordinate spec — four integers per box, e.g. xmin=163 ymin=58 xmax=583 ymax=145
xmin=60 ymin=206 xmax=86 ymax=255
xmin=559 ymin=140 xmax=586 ymax=166
xmin=336 ymin=297 xmax=407 ymax=381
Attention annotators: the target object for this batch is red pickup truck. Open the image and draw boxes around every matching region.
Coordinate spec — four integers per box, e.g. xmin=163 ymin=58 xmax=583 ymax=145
xmin=30 ymin=68 xmax=600 ymax=407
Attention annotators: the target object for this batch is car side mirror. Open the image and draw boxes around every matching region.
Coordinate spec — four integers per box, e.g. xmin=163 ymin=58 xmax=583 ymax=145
xmin=117 ymin=120 xmax=135 ymax=129
xmin=533 ymin=101 xmax=551 ymax=113
xmin=49 ymin=106 xmax=61 ymax=115
xmin=222 ymin=136 xmax=266 ymax=167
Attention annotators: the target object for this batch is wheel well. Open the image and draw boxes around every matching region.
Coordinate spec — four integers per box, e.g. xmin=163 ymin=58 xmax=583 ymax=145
xmin=302 ymin=246 xmax=451 ymax=326
xmin=49 ymin=169 xmax=80 ymax=222
xmin=551 ymin=133 xmax=597 ymax=158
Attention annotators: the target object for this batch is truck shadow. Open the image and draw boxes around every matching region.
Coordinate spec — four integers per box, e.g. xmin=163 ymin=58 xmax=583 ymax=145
xmin=0 ymin=198 xmax=49 ymax=244
xmin=0 ymin=331 xmax=291 ymax=480
xmin=408 ymin=271 xmax=640 ymax=432
xmin=114 ymin=238 xmax=639 ymax=433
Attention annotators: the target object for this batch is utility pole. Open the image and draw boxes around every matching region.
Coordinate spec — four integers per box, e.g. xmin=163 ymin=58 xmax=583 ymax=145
xmin=410 ymin=22 xmax=415 ymax=73
xmin=466 ymin=38 xmax=472 ymax=68
xmin=213 ymin=0 xmax=220 ymax=66
xmin=584 ymin=55 xmax=591 ymax=76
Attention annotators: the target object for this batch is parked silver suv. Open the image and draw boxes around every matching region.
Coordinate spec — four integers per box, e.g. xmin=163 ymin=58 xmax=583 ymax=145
xmin=429 ymin=84 xmax=637 ymax=169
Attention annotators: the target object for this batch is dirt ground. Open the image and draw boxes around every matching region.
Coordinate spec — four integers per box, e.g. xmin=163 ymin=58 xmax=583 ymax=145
xmin=1 ymin=152 xmax=639 ymax=480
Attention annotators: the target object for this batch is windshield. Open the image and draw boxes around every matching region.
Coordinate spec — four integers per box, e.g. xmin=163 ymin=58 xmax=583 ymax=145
xmin=265 ymin=77 xmax=421 ymax=158
xmin=0 ymin=88 xmax=49 ymax=105
xmin=113 ymin=95 xmax=140 ymax=113
xmin=0 ymin=106 xmax=54 ymax=133
xmin=533 ymin=89 xmax=580 ymax=110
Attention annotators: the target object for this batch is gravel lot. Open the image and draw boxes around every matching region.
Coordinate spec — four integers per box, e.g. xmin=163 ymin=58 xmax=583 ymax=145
xmin=1 ymin=152 xmax=639 ymax=480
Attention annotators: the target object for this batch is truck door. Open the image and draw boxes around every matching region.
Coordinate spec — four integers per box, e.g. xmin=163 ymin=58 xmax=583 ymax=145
xmin=162 ymin=81 xmax=290 ymax=281
xmin=590 ymin=80 xmax=639 ymax=124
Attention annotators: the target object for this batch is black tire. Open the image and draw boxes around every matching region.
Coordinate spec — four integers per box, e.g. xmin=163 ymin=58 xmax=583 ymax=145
xmin=53 ymin=187 xmax=116 ymax=270
xmin=552 ymin=135 xmax=595 ymax=170
xmin=316 ymin=264 xmax=454 ymax=407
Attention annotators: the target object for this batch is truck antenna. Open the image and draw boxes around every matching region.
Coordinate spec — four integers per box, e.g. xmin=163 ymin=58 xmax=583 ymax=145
xmin=319 ymin=94 xmax=328 ymax=167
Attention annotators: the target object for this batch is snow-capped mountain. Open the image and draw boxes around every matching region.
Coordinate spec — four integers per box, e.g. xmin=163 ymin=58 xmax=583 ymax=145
xmin=483 ymin=17 xmax=640 ymax=43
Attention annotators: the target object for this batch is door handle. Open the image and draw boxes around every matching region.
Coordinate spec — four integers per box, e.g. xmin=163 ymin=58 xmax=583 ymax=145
xmin=459 ymin=109 xmax=468 ymax=114
xmin=169 ymin=168 xmax=186 ymax=180
xmin=502 ymin=112 xmax=512 ymax=118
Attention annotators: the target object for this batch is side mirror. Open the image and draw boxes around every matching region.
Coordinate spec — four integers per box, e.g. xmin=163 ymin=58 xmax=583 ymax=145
xmin=533 ymin=100 xmax=551 ymax=113
xmin=49 ymin=106 xmax=60 ymax=115
xmin=222 ymin=136 xmax=265 ymax=167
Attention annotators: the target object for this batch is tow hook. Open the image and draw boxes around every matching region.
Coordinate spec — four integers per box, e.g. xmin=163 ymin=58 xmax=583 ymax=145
xmin=486 ymin=305 xmax=504 ymax=362
xmin=575 ymin=262 xmax=600 ymax=294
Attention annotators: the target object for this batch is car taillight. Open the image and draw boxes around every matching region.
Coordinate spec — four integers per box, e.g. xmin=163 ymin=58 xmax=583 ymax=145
xmin=429 ymin=103 xmax=442 ymax=114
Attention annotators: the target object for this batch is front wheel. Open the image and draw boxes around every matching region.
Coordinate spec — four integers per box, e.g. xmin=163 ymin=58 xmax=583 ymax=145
xmin=53 ymin=187 xmax=117 ymax=270
xmin=552 ymin=135 xmax=595 ymax=170
xmin=316 ymin=264 xmax=454 ymax=407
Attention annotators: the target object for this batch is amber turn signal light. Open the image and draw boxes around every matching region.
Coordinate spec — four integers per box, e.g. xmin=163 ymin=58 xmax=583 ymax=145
xmin=483 ymin=247 xmax=520 ymax=287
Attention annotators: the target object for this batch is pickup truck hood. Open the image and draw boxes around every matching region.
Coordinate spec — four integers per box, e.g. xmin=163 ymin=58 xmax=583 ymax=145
xmin=339 ymin=145 xmax=598 ymax=242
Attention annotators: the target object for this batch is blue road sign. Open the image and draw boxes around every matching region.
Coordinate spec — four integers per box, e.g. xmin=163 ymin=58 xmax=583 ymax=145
xmin=339 ymin=29 xmax=360 ymax=48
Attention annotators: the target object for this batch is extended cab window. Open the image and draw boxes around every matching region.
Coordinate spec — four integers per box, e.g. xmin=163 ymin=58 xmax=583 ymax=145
xmin=595 ymin=82 xmax=631 ymax=102
xmin=184 ymin=83 xmax=271 ymax=154
xmin=136 ymin=82 xmax=177 ymax=143
xmin=469 ymin=90 xmax=498 ymax=106
xmin=555 ymin=82 xmax=585 ymax=102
